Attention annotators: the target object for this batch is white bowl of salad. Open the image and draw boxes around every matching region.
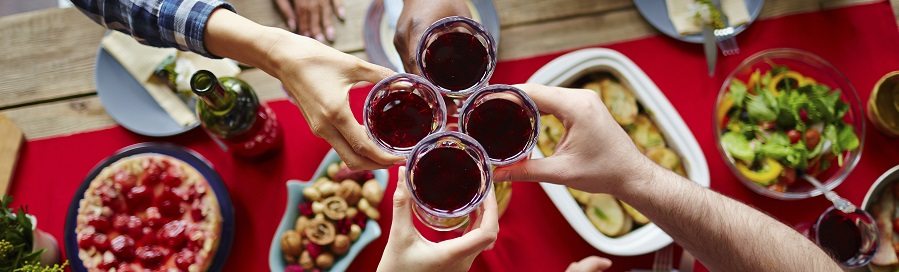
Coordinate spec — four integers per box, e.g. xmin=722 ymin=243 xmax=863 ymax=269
xmin=715 ymin=49 xmax=865 ymax=200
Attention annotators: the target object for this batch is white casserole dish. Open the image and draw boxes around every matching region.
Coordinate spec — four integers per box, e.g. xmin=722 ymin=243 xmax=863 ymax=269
xmin=527 ymin=48 xmax=710 ymax=256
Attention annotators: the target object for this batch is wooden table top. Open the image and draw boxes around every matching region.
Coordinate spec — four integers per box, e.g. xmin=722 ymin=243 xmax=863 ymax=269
xmin=0 ymin=0 xmax=895 ymax=139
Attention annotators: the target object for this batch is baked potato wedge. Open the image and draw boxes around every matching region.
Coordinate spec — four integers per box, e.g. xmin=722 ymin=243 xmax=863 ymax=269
xmin=628 ymin=115 xmax=666 ymax=152
xmin=598 ymin=79 xmax=638 ymax=126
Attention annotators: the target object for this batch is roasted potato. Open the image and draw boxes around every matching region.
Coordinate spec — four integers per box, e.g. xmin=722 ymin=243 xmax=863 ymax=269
xmin=598 ymin=79 xmax=638 ymax=126
xmin=628 ymin=116 xmax=666 ymax=152
xmin=538 ymin=114 xmax=566 ymax=156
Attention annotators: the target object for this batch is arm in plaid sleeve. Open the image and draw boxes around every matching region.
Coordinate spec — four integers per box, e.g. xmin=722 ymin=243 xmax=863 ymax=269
xmin=71 ymin=0 xmax=234 ymax=58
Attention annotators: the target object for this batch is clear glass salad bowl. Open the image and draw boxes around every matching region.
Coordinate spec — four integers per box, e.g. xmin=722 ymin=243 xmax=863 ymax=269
xmin=714 ymin=49 xmax=865 ymax=200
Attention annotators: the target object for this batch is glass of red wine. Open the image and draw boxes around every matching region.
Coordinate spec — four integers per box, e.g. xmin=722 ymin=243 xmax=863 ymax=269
xmin=416 ymin=16 xmax=497 ymax=98
xmin=811 ymin=206 xmax=878 ymax=268
xmin=364 ymin=73 xmax=447 ymax=156
xmin=405 ymin=131 xmax=492 ymax=231
xmin=459 ymin=85 xmax=540 ymax=165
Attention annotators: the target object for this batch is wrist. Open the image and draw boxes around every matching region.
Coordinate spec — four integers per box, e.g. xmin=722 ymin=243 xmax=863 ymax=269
xmin=610 ymin=155 xmax=662 ymax=200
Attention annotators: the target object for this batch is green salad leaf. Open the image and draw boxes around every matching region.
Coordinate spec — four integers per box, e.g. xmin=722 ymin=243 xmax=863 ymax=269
xmin=823 ymin=124 xmax=860 ymax=166
xmin=775 ymin=90 xmax=808 ymax=130
xmin=721 ymin=131 xmax=756 ymax=165
xmin=746 ymin=88 xmax=779 ymax=122
xmin=805 ymin=85 xmax=847 ymax=123
xmin=759 ymin=132 xmax=809 ymax=169
xmin=729 ymin=79 xmax=748 ymax=108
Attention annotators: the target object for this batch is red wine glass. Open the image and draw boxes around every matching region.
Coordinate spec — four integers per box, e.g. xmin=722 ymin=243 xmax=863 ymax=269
xmin=405 ymin=131 xmax=492 ymax=231
xmin=415 ymin=16 xmax=497 ymax=98
xmin=459 ymin=85 xmax=539 ymax=165
xmin=364 ymin=73 xmax=447 ymax=156
xmin=812 ymin=206 xmax=878 ymax=268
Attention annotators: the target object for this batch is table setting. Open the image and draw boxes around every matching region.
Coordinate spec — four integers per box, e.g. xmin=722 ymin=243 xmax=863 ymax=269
xmin=2 ymin=0 xmax=899 ymax=271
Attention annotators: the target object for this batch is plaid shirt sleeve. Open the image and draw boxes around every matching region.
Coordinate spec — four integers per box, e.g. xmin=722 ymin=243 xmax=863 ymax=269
xmin=71 ymin=0 xmax=235 ymax=58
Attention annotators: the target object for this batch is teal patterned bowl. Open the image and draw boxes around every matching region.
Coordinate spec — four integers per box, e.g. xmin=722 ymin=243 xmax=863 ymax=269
xmin=269 ymin=149 xmax=387 ymax=271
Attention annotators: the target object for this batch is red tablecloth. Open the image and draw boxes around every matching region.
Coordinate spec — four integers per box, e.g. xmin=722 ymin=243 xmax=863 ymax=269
xmin=9 ymin=2 xmax=899 ymax=271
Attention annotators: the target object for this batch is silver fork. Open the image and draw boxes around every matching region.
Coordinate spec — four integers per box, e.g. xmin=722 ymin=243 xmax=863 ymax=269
xmin=712 ymin=0 xmax=741 ymax=56
xmin=652 ymin=245 xmax=674 ymax=272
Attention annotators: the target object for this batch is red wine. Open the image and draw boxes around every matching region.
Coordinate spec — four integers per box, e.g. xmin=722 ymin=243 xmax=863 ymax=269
xmin=423 ymin=32 xmax=489 ymax=91
xmin=817 ymin=211 xmax=863 ymax=263
xmin=412 ymin=148 xmax=481 ymax=212
xmin=370 ymin=92 xmax=435 ymax=148
xmin=465 ymin=99 xmax=533 ymax=160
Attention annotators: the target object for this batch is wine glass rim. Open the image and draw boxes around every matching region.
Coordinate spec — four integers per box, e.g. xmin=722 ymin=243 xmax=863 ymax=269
xmin=458 ymin=84 xmax=540 ymax=165
xmin=363 ymin=73 xmax=448 ymax=156
xmin=404 ymin=131 xmax=493 ymax=218
xmin=414 ymin=16 xmax=498 ymax=98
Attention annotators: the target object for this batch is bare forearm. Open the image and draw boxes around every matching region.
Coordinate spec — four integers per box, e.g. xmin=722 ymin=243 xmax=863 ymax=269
xmin=613 ymin=158 xmax=840 ymax=271
xmin=203 ymin=9 xmax=316 ymax=76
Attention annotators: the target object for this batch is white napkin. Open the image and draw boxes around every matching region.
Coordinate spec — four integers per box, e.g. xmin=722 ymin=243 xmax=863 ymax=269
xmin=101 ymin=33 xmax=242 ymax=128
xmin=666 ymin=0 xmax=751 ymax=35
xmin=101 ymin=32 xmax=197 ymax=127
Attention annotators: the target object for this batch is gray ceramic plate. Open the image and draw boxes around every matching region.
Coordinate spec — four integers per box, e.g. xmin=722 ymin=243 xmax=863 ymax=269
xmin=95 ymin=45 xmax=199 ymax=137
xmin=363 ymin=0 xmax=500 ymax=72
xmin=633 ymin=0 xmax=764 ymax=44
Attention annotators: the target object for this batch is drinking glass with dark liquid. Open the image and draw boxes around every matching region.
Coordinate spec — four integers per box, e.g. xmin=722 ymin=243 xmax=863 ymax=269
xmin=812 ymin=206 xmax=878 ymax=268
xmin=364 ymin=74 xmax=447 ymax=155
xmin=190 ymin=70 xmax=283 ymax=159
xmin=416 ymin=16 xmax=497 ymax=98
xmin=459 ymin=85 xmax=539 ymax=165
xmin=405 ymin=132 xmax=492 ymax=231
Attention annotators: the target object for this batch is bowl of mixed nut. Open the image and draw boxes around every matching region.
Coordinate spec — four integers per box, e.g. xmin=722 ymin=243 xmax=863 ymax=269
xmin=269 ymin=149 xmax=388 ymax=271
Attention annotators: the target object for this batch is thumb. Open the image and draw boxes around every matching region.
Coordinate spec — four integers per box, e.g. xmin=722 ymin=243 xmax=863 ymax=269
xmin=352 ymin=60 xmax=396 ymax=84
xmin=390 ymin=167 xmax=413 ymax=237
xmin=493 ymin=157 xmax=568 ymax=183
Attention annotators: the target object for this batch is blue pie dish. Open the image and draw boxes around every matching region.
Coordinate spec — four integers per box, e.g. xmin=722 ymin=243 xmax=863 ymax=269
xmin=64 ymin=143 xmax=235 ymax=271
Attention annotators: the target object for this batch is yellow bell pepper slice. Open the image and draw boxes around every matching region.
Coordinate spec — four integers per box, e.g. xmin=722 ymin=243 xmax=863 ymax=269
xmin=736 ymin=158 xmax=784 ymax=186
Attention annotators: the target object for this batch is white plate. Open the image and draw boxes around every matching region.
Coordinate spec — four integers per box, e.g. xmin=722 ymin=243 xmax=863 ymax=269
xmin=527 ymin=48 xmax=710 ymax=256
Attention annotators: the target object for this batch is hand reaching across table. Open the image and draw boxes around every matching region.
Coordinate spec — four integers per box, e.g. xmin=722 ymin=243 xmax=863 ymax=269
xmin=393 ymin=0 xmax=471 ymax=74
xmin=377 ymin=166 xmax=499 ymax=272
xmin=72 ymin=0 xmax=402 ymax=170
xmin=274 ymin=0 xmax=344 ymax=42
xmin=494 ymin=84 xmax=842 ymax=271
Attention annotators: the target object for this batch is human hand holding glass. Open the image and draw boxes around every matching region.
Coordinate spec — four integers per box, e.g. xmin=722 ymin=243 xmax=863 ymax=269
xmin=377 ymin=166 xmax=498 ymax=272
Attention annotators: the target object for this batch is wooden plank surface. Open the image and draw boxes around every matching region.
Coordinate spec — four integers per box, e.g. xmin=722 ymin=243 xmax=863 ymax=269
xmin=0 ymin=0 xmax=894 ymax=139
xmin=0 ymin=113 xmax=24 ymax=195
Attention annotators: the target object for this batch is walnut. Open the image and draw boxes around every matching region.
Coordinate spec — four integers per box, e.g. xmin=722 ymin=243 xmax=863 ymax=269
xmin=280 ymin=230 xmax=303 ymax=256
xmin=321 ymin=196 xmax=349 ymax=220
xmin=336 ymin=180 xmax=362 ymax=205
xmin=304 ymin=218 xmax=336 ymax=245
xmin=332 ymin=234 xmax=351 ymax=255
xmin=316 ymin=253 xmax=335 ymax=269
xmin=361 ymin=179 xmax=383 ymax=206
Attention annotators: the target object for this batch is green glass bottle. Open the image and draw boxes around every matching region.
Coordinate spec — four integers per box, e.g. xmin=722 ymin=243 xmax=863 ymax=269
xmin=191 ymin=70 xmax=283 ymax=159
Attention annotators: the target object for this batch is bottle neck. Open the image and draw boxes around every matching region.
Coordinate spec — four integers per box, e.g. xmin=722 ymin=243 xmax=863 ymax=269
xmin=191 ymin=70 xmax=233 ymax=111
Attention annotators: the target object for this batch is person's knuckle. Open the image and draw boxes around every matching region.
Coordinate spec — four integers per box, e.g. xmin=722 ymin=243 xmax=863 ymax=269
xmin=308 ymin=120 xmax=325 ymax=137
